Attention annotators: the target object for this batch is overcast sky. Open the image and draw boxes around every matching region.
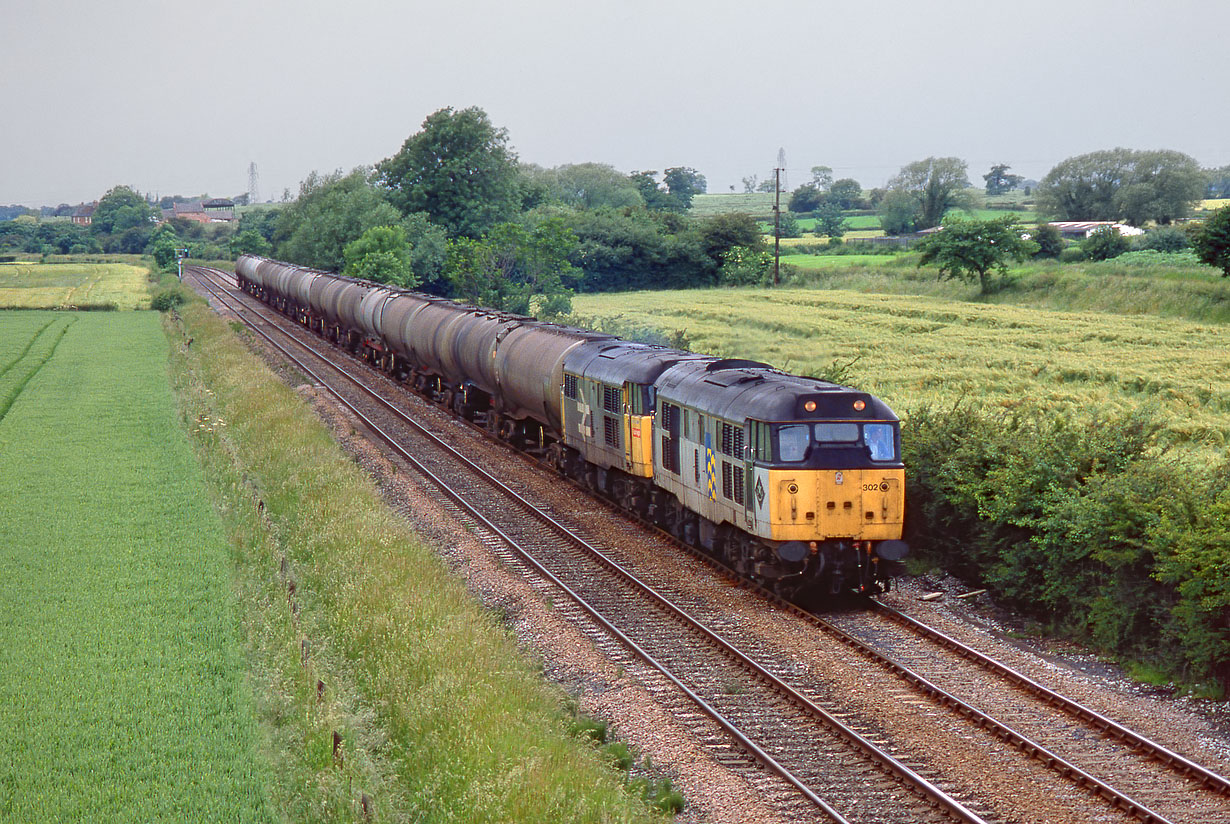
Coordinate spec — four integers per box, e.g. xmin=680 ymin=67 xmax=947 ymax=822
xmin=3 ymin=0 xmax=1227 ymax=207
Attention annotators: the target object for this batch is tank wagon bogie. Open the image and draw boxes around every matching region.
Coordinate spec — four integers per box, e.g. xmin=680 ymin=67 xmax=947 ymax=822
xmin=233 ymin=254 xmax=908 ymax=598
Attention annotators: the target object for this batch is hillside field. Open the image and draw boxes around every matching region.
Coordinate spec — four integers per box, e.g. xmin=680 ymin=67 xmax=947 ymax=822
xmin=570 ymin=287 xmax=1230 ymax=459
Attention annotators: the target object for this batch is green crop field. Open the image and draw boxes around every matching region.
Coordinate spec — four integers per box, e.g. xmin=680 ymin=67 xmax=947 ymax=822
xmin=689 ymin=192 xmax=775 ymax=217
xmin=571 ymin=287 xmax=1230 ymax=459
xmin=0 ymin=312 xmax=270 ymax=822
xmin=781 ymin=254 xmax=900 ymax=270
xmin=0 ymin=261 xmax=151 ymax=310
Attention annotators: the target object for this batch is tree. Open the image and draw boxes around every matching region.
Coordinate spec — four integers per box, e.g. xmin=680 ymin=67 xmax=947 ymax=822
xmin=828 ymin=178 xmax=863 ymax=210
xmin=662 ymin=166 xmax=707 ymax=210
xmin=878 ymin=190 xmax=919 ymax=235
xmin=788 ymin=183 xmax=824 ymax=214
xmin=523 ymin=163 xmax=643 ymax=210
xmin=377 ymin=106 xmax=521 ymax=237
xmin=1082 ymin=225 xmax=1130 ymax=261
xmin=812 ymin=202 xmax=847 ymax=239
xmin=741 ymin=175 xmax=758 ymax=193
xmin=1115 ymin=150 xmax=1206 ymax=225
xmin=1030 ymin=223 xmax=1064 ymax=259
xmin=230 ymin=229 xmax=272 ymax=258
xmin=146 ymin=224 xmax=181 ymax=271
xmin=984 ymin=163 xmax=1024 ymax=196
xmin=809 ymin=165 xmax=833 ymax=190
xmin=628 ymin=170 xmax=680 ymax=212
xmin=915 ymin=214 xmax=1037 ymax=294
xmin=1206 ymin=165 xmax=1230 ymax=199
xmin=342 ymin=225 xmax=417 ymax=287
xmin=755 ymin=177 xmax=778 ymax=194
xmin=91 ymin=185 xmax=154 ymax=235
xmin=1138 ymin=226 xmax=1189 ymax=253
xmin=274 ymin=168 xmax=402 ymax=271
xmin=400 ymin=212 xmax=449 ymax=292
xmin=444 ymin=218 xmax=579 ymax=316
xmin=1191 ymin=206 xmax=1230 ymax=276
xmin=1036 ymin=148 xmax=1204 ymax=225
xmin=774 ymin=213 xmax=801 ymax=239
xmin=885 ymin=157 xmax=972 ymax=230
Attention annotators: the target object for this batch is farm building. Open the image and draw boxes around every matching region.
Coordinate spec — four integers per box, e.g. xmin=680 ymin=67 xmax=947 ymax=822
xmin=162 ymin=199 xmax=236 ymax=224
xmin=71 ymin=202 xmax=96 ymax=226
xmin=1047 ymin=221 xmax=1144 ymax=240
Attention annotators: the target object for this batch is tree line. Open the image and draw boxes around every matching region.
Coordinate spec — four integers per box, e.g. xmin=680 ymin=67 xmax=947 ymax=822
xmin=226 ymin=106 xmax=764 ymax=316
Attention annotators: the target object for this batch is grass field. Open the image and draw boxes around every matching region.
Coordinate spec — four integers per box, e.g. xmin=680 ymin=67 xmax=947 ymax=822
xmin=570 ymin=287 xmax=1230 ymax=458
xmin=0 ymin=312 xmax=270 ymax=821
xmin=0 ymin=261 xmax=151 ymax=309
xmin=779 ymin=253 xmax=900 ymax=269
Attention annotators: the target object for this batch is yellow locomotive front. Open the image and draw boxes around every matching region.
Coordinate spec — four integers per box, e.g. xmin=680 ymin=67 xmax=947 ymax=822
xmin=653 ymin=359 xmax=908 ymax=597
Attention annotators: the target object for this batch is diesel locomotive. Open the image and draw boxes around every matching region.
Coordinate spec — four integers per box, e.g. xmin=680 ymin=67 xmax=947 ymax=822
xmin=234 ymin=254 xmax=908 ymax=597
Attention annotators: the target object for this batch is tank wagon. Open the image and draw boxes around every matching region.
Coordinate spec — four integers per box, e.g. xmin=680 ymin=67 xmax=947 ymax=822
xmin=235 ymin=255 xmax=908 ymax=597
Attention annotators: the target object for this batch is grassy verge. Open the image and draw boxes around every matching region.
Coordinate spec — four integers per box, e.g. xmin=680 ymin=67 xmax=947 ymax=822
xmin=167 ymin=302 xmax=663 ymax=822
xmin=0 ymin=312 xmax=271 ymax=821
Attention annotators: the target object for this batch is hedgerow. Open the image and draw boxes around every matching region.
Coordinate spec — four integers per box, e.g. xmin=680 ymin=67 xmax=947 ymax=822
xmin=903 ymin=403 xmax=1228 ymax=694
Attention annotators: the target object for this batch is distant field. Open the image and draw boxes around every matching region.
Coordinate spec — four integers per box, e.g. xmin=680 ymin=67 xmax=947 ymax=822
xmin=690 ymin=192 xmax=775 ymax=216
xmin=0 ymin=262 xmax=150 ymax=309
xmin=1202 ymin=198 xmax=1229 ymax=211
xmin=571 ymin=288 xmax=1230 ymax=457
xmin=0 ymin=312 xmax=270 ymax=821
xmin=782 ymin=253 xmax=899 ymax=269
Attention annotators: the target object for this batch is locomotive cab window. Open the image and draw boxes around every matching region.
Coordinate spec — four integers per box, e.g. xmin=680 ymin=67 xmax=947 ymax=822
xmin=628 ymin=384 xmax=652 ymax=415
xmin=773 ymin=421 xmax=899 ymax=463
xmin=777 ymin=424 xmax=810 ymax=462
xmin=815 ymin=423 xmax=859 ymax=443
xmin=864 ymin=423 xmax=896 ymax=462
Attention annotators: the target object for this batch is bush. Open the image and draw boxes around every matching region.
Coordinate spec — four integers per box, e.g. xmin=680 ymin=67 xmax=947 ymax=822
xmin=1031 ymin=224 xmax=1063 ymax=259
xmin=901 ymin=402 xmax=1228 ymax=693
xmin=1137 ymin=225 xmax=1189 ymax=253
xmin=1082 ymin=225 xmax=1131 ymax=261
xmin=1059 ymin=246 xmax=1088 ymax=263
xmin=150 ymin=286 xmax=188 ymax=311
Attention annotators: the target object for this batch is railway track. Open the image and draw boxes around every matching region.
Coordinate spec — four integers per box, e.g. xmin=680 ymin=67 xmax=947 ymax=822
xmin=187 ymin=265 xmax=989 ymax=823
xmin=186 ymin=266 xmax=1229 ymax=824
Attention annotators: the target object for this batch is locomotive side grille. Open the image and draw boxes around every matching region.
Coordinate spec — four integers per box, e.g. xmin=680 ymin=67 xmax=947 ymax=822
xmin=722 ymin=461 xmax=732 ymax=500
xmin=662 ymin=436 xmax=678 ymax=472
xmin=564 ymin=374 xmax=578 ymax=400
xmin=604 ymin=416 xmax=620 ymax=449
xmin=733 ymin=465 xmax=744 ymax=505
xmin=603 ymin=385 xmax=621 ymax=414
xmin=719 ymin=422 xmax=744 ymax=457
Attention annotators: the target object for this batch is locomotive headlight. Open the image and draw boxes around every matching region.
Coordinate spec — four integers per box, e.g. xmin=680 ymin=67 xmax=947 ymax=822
xmin=804 ymin=400 xmax=817 ymax=412
xmin=853 ymin=399 xmax=866 ymax=411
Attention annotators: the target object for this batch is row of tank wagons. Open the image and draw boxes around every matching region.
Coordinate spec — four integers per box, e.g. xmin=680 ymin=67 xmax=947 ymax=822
xmin=237 ymin=254 xmax=615 ymax=437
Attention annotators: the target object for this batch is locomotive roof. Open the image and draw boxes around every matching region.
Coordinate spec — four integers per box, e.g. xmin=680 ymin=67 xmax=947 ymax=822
xmin=563 ymin=340 xmax=706 ymax=385
xmin=657 ymin=359 xmax=899 ymax=424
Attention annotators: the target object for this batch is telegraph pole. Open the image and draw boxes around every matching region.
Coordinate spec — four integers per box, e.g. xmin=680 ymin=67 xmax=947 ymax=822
xmin=773 ymin=167 xmax=782 ymax=286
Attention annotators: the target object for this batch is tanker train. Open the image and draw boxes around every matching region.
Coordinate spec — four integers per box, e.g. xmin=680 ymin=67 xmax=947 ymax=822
xmin=234 ymin=254 xmax=909 ymax=598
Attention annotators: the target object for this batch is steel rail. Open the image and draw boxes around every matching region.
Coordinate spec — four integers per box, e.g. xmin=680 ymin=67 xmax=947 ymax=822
xmin=872 ymin=601 xmax=1230 ymax=797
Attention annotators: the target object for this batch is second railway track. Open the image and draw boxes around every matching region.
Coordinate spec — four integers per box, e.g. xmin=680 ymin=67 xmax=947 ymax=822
xmin=186 ymin=265 xmax=1230 ymax=824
